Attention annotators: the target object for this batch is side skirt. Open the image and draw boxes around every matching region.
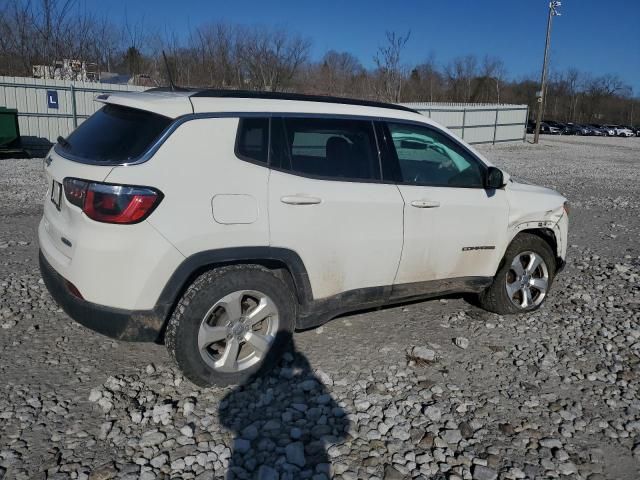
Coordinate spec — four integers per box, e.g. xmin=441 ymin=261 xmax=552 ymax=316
xmin=296 ymin=276 xmax=492 ymax=330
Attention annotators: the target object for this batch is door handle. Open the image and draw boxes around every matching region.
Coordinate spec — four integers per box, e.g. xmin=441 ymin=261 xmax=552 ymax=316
xmin=280 ymin=195 xmax=322 ymax=205
xmin=411 ymin=199 xmax=440 ymax=208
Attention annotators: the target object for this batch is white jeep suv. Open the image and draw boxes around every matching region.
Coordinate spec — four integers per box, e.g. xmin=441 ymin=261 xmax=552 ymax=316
xmin=39 ymin=90 xmax=569 ymax=386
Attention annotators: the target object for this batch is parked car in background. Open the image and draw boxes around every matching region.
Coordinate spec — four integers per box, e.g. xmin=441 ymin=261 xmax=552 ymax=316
xmin=580 ymin=125 xmax=607 ymax=137
xmin=561 ymin=123 xmax=587 ymax=135
xmin=533 ymin=120 xmax=637 ymax=138
xmin=612 ymin=126 xmax=635 ymax=137
xmin=619 ymin=125 xmax=640 ymax=136
xmin=615 ymin=125 xmax=636 ymax=137
xmin=543 ymin=120 xmax=564 ymax=132
xmin=583 ymin=124 xmax=608 ymax=137
xmin=597 ymin=125 xmax=616 ymax=136
xmin=561 ymin=123 xmax=579 ymax=135
xmin=540 ymin=121 xmax=562 ymax=135
xmin=589 ymin=125 xmax=606 ymax=136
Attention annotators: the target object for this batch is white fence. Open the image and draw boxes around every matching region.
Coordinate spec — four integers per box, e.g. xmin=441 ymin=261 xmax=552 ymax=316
xmin=0 ymin=76 xmax=528 ymax=154
xmin=0 ymin=75 xmax=144 ymax=153
xmin=401 ymin=102 xmax=528 ymax=145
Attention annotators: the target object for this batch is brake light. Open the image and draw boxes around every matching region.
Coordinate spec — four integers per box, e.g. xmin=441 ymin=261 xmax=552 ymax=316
xmin=64 ymin=178 xmax=88 ymax=208
xmin=63 ymin=178 xmax=162 ymax=224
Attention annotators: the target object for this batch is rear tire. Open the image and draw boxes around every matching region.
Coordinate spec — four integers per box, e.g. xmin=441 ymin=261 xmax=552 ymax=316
xmin=478 ymin=233 xmax=556 ymax=315
xmin=165 ymin=265 xmax=296 ymax=387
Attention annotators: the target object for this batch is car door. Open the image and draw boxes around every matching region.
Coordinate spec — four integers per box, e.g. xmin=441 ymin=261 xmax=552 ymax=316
xmin=378 ymin=120 xmax=509 ymax=287
xmin=268 ymin=116 xmax=404 ymax=301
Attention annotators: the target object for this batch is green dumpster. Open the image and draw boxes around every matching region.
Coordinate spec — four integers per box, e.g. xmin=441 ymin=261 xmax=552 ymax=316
xmin=0 ymin=107 xmax=21 ymax=148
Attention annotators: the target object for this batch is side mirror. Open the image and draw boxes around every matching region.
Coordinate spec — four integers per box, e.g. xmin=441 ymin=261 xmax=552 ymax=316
xmin=485 ymin=167 xmax=505 ymax=189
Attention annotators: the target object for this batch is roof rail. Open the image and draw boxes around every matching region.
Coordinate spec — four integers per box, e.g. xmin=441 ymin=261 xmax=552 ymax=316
xmin=190 ymin=89 xmax=419 ymax=113
xmin=146 ymin=86 xmax=196 ymax=93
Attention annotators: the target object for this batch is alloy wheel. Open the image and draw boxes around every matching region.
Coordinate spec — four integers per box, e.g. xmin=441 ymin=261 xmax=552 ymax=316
xmin=505 ymin=251 xmax=549 ymax=309
xmin=197 ymin=290 xmax=279 ymax=373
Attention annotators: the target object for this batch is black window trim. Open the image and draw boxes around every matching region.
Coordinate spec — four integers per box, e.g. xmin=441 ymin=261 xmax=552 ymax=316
xmin=379 ymin=120 xmax=490 ymax=189
xmin=374 ymin=121 xmax=402 ymax=182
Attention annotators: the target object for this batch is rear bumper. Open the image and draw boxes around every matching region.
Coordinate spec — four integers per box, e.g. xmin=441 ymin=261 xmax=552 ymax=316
xmin=39 ymin=251 xmax=164 ymax=342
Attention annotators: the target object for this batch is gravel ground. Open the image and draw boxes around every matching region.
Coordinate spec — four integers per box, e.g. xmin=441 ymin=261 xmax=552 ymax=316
xmin=0 ymin=135 xmax=639 ymax=480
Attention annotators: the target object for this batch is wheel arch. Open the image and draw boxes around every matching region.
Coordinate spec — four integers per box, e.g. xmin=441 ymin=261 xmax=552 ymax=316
xmin=522 ymin=227 xmax=558 ymax=257
xmin=153 ymin=247 xmax=312 ymax=342
xmin=503 ymin=227 xmax=562 ymax=273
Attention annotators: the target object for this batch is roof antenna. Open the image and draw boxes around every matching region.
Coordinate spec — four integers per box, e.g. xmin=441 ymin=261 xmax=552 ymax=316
xmin=162 ymin=50 xmax=176 ymax=91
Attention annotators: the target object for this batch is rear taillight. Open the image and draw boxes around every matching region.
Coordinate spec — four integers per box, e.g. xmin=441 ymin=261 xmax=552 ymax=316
xmin=64 ymin=178 xmax=88 ymax=208
xmin=63 ymin=178 xmax=163 ymax=224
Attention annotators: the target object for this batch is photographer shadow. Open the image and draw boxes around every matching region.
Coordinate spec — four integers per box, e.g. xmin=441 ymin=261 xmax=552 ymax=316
xmin=219 ymin=332 xmax=349 ymax=479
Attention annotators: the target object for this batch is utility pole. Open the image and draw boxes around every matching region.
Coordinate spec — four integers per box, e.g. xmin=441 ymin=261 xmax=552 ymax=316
xmin=534 ymin=1 xmax=562 ymax=144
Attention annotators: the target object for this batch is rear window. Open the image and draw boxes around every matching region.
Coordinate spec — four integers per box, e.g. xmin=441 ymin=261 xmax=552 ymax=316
xmin=57 ymin=104 xmax=172 ymax=163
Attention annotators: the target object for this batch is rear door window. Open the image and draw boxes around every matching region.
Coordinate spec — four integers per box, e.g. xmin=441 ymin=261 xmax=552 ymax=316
xmin=56 ymin=104 xmax=172 ymax=164
xmin=271 ymin=117 xmax=380 ymax=181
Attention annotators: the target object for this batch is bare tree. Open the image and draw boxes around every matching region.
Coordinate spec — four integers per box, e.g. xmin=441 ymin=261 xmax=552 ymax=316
xmin=373 ymin=31 xmax=410 ymax=102
xmin=301 ymin=50 xmax=364 ymax=96
xmin=581 ymin=73 xmax=630 ymax=121
xmin=404 ymin=52 xmax=444 ymax=102
xmin=565 ymin=68 xmax=581 ymax=121
xmin=474 ymin=55 xmax=505 ymax=103
xmin=0 ymin=0 xmax=116 ymax=77
xmin=444 ymin=55 xmax=478 ymax=102
xmin=236 ymin=26 xmax=310 ymax=91
xmin=0 ymin=0 xmax=35 ymax=74
xmin=120 ymin=11 xmax=148 ymax=77
xmin=188 ymin=23 xmax=239 ymax=87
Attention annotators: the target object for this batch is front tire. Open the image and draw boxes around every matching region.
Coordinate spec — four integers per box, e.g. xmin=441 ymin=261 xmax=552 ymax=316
xmin=165 ymin=265 xmax=296 ymax=387
xmin=478 ymin=233 xmax=556 ymax=315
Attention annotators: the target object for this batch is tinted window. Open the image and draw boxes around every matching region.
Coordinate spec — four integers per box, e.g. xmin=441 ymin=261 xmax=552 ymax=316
xmin=236 ymin=117 xmax=269 ymax=164
xmin=58 ymin=104 xmax=171 ymax=164
xmin=387 ymin=122 xmax=484 ymax=188
xmin=272 ymin=117 xmax=380 ymax=181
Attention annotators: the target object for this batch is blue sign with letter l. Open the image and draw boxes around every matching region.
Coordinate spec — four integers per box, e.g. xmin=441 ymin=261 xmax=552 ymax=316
xmin=47 ymin=90 xmax=59 ymax=109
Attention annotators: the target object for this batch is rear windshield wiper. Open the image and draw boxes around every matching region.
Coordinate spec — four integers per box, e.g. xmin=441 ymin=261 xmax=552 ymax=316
xmin=57 ymin=136 xmax=71 ymax=150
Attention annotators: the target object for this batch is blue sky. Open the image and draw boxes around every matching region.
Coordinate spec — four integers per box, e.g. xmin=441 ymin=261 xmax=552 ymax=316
xmin=92 ymin=0 xmax=640 ymax=93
